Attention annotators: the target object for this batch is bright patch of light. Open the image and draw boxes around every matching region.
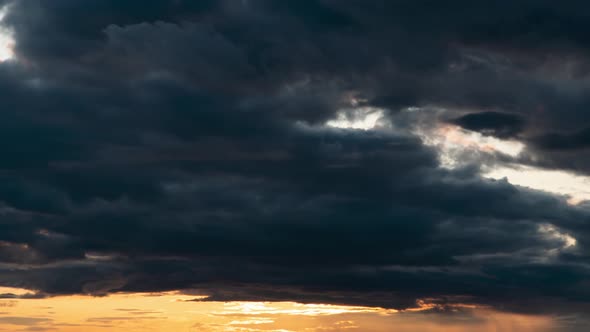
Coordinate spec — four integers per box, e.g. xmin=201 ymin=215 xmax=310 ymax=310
xmin=538 ymin=224 xmax=577 ymax=261
xmin=326 ymin=107 xmax=387 ymax=130
xmin=0 ymin=6 xmax=14 ymax=62
xmin=218 ymin=302 xmax=396 ymax=316
xmin=538 ymin=224 xmax=577 ymax=250
xmin=418 ymin=123 xmax=590 ymax=205
xmin=84 ymin=252 xmax=117 ymax=261
xmin=485 ymin=165 xmax=590 ymax=205
xmin=0 ymin=286 xmax=36 ymax=296
xmin=419 ymin=124 xmax=524 ymax=168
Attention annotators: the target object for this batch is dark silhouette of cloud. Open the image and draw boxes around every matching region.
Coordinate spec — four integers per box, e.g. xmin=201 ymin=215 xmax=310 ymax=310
xmin=451 ymin=112 xmax=526 ymax=139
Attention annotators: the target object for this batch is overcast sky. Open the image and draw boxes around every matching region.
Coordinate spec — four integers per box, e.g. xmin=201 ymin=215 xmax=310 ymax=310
xmin=0 ymin=1 xmax=590 ymax=331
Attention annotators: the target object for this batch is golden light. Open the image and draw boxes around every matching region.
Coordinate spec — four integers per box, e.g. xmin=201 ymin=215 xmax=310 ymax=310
xmin=0 ymin=289 xmax=558 ymax=332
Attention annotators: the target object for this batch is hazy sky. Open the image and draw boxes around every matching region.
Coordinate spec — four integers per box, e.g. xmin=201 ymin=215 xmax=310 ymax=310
xmin=0 ymin=1 xmax=590 ymax=331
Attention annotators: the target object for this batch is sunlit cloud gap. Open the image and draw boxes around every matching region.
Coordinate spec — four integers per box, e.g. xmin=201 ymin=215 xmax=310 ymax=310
xmin=326 ymin=108 xmax=590 ymax=205
xmin=0 ymin=5 xmax=14 ymax=61
xmin=485 ymin=165 xmax=590 ymax=205
xmin=418 ymin=122 xmax=590 ymax=205
xmin=418 ymin=124 xmax=524 ymax=168
xmin=326 ymin=107 xmax=388 ymax=130
xmin=538 ymin=223 xmax=577 ymax=253
xmin=326 ymin=107 xmax=590 ymax=206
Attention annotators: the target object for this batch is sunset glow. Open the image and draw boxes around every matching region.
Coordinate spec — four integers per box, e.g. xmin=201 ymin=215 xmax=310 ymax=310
xmin=0 ymin=292 xmax=557 ymax=332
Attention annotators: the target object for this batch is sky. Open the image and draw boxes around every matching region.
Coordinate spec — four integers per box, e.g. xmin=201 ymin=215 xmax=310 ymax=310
xmin=1 ymin=0 xmax=590 ymax=331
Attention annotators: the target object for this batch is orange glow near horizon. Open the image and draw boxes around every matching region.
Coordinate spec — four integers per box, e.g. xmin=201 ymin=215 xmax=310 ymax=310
xmin=0 ymin=288 xmax=557 ymax=332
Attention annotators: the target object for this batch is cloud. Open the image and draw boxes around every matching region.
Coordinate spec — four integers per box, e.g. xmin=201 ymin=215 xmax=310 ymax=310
xmin=0 ymin=316 xmax=51 ymax=326
xmin=531 ymin=127 xmax=590 ymax=151
xmin=450 ymin=112 xmax=526 ymax=139
xmin=0 ymin=1 xmax=588 ymax=329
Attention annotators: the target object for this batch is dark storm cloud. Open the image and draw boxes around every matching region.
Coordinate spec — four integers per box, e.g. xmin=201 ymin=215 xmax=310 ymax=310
xmin=450 ymin=112 xmax=526 ymax=139
xmin=0 ymin=1 xmax=590 ymax=329
xmin=531 ymin=127 xmax=590 ymax=150
xmin=521 ymin=126 xmax=590 ymax=174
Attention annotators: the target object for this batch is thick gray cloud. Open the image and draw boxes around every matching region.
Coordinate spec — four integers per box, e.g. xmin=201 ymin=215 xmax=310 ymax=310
xmin=450 ymin=112 xmax=527 ymax=139
xmin=0 ymin=1 xmax=589 ymax=330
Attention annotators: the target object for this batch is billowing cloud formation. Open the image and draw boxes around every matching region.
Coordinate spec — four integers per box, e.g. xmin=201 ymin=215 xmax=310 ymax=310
xmin=0 ymin=1 xmax=590 ymax=330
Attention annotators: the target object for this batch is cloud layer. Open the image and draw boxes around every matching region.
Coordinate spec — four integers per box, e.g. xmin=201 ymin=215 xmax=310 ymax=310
xmin=0 ymin=1 xmax=590 ymax=329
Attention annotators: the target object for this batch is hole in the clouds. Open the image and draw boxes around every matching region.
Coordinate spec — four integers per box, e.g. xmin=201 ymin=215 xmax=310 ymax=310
xmin=416 ymin=120 xmax=590 ymax=205
xmin=418 ymin=124 xmax=525 ymax=168
xmin=538 ymin=224 xmax=577 ymax=252
xmin=0 ymin=5 xmax=14 ymax=62
xmin=326 ymin=107 xmax=387 ymax=130
xmin=484 ymin=165 xmax=590 ymax=205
